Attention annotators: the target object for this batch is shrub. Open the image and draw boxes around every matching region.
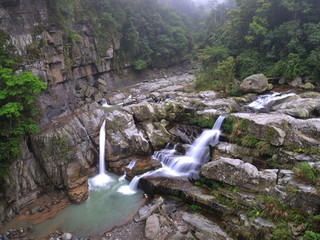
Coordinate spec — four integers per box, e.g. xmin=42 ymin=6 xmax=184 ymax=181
xmin=195 ymin=57 xmax=235 ymax=93
xmin=293 ymin=162 xmax=318 ymax=185
xmin=304 ymin=231 xmax=320 ymax=240
xmin=0 ymin=67 xmax=47 ymax=177
xmin=133 ymin=59 xmax=147 ymax=71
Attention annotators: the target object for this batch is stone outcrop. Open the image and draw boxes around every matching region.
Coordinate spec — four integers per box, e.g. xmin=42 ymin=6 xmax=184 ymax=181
xmin=201 ymin=157 xmax=277 ymax=192
xmin=182 ymin=212 xmax=232 ymax=240
xmin=230 ymin=113 xmax=320 ymax=148
xmin=240 ymin=74 xmax=268 ymax=93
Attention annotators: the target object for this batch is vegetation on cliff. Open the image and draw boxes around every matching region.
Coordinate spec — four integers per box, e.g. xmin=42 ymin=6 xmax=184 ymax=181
xmin=195 ymin=0 xmax=320 ymax=91
xmin=0 ymin=31 xmax=47 ymax=177
xmin=48 ymin=0 xmax=196 ymax=71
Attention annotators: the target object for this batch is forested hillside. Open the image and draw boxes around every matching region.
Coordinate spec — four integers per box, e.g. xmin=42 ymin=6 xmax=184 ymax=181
xmin=48 ymin=0 xmax=194 ymax=70
xmin=196 ymin=0 xmax=320 ymax=92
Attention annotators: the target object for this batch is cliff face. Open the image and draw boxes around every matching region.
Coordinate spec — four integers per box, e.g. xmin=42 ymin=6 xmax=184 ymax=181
xmin=0 ymin=0 xmax=125 ymax=225
xmin=0 ymin=0 xmax=192 ymax=226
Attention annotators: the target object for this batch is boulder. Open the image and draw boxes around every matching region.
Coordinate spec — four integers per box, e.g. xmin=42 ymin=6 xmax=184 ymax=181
xmin=182 ymin=212 xmax=232 ymax=240
xmin=240 ymin=74 xmax=268 ymax=93
xmin=145 ymin=214 xmax=160 ymax=239
xmin=299 ymin=82 xmax=315 ymax=89
xmin=289 ymin=76 xmax=302 ymax=87
xmin=136 ymin=197 xmax=164 ymax=221
xmin=201 ymin=157 xmax=260 ymax=191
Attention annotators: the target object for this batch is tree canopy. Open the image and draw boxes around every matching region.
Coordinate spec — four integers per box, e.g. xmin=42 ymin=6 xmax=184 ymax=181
xmin=196 ymin=0 xmax=320 ymax=91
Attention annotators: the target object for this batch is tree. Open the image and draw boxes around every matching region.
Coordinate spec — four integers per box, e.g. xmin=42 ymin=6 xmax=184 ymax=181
xmin=0 ymin=35 xmax=47 ymax=176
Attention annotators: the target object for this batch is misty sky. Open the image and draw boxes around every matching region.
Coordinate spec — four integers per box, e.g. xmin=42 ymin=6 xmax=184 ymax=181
xmin=192 ymin=0 xmax=225 ymax=6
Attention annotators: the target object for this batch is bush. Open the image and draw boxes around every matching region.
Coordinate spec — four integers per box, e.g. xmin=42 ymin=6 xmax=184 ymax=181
xmin=0 ymin=67 xmax=47 ymax=177
xmin=293 ymin=162 xmax=319 ymax=185
xmin=304 ymin=231 xmax=320 ymax=240
xmin=195 ymin=56 xmax=235 ymax=93
xmin=133 ymin=59 xmax=147 ymax=71
xmin=236 ymin=50 xmax=263 ymax=79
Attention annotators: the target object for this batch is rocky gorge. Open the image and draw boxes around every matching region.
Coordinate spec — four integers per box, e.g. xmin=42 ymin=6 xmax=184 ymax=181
xmin=0 ymin=0 xmax=320 ymax=239
xmin=1 ymin=70 xmax=320 ymax=239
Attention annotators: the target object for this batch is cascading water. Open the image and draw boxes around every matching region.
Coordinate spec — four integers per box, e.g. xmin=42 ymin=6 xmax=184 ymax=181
xmin=119 ymin=159 xmax=137 ymax=181
xmin=248 ymin=91 xmax=296 ymax=110
xmin=89 ymin=119 xmax=113 ymax=187
xmin=127 ymin=115 xmax=226 ymax=193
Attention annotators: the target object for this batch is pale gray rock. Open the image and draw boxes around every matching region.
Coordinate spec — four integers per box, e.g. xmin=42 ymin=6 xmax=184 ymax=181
xmin=289 ymin=76 xmax=302 ymax=87
xmin=182 ymin=212 xmax=232 ymax=240
xmin=299 ymin=82 xmax=315 ymax=89
xmin=62 ymin=232 xmax=73 ymax=240
xmin=259 ymin=169 xmax=278 ymax=189
xmin=201 ymin=157 xmax=260 ymax=191
xmin=299 ymin=91 xmax=320 ymax=99
xmin=145 ymin=214 xmax=160 ymax=240
xmin=277 ymin=150 xmax=320 ymax=164
xmin=240 ymin=74 xmax=268 ymax=93
xmin=273 ymin=96 xmax=320 ymax=118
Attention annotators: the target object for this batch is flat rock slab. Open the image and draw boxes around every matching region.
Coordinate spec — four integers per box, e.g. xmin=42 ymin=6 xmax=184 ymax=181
xmin=139 ymin=177 xmax=234 ymax=214
xmin=182 ymin=212 xmax=232 ymax=240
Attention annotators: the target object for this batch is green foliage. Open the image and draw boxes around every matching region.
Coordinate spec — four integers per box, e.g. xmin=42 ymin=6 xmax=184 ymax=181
xmin=48 ymin=0 xmax=192 ymax=71
xmin=133 ymin=59 xmax=147 ymax=71
xmin=190 ymin=204 xmax=201 ymax=211
xmin=273 ymin=222 xmax=292 ymax=240
xmin=236 ymin=50 xmax=263 ymax=79
xmin=192 ymin=118 xmax=215 ymax=128
xmin=195 ymin=56 xmax=235 ymax=93
xmin=197 ymin=0 xmax=320 ymax=84
xmin=256 ymin=141 xmax=276 ymax=156
xmin=0 ymin=34 xmax=46 ymax=177
xmin=221 ymin=117 xmax=234 ymax=134
xmin=267 ymin=157 xmax=278 ymax=168
xmin=240 ymin=135 xmax=259 ymax=148
xmin=293 ymin=162 xmax=319 ymax=186
xmin=304 ymin=231 xmax=320 ymax=240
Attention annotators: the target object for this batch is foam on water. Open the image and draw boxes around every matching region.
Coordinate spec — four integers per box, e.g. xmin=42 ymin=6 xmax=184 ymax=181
xmin=248 ymin=91 xmax=296 ymax=110
xmin=128 ymin=115 xmax=226 ymax=192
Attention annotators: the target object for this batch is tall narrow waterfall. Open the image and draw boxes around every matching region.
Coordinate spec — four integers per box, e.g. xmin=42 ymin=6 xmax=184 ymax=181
xmin=89 ymin=119 xmax=113 ymax=187
xmin=99 ymin=119 xmax=106 ymax=174
xmin=128 ymin=115 xmax=225 ymax=192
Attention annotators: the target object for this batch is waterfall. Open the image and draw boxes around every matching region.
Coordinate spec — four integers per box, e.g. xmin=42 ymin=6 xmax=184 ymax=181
xmin=119 ymin=159 xmax=138 ymax=182
xmin=99 ymin=119 xmax=106 ymax=174
xmin=128 ymin=115 xmax=225 ymax=192
xmin=89 ymin=119 xmax=113 ymax=188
